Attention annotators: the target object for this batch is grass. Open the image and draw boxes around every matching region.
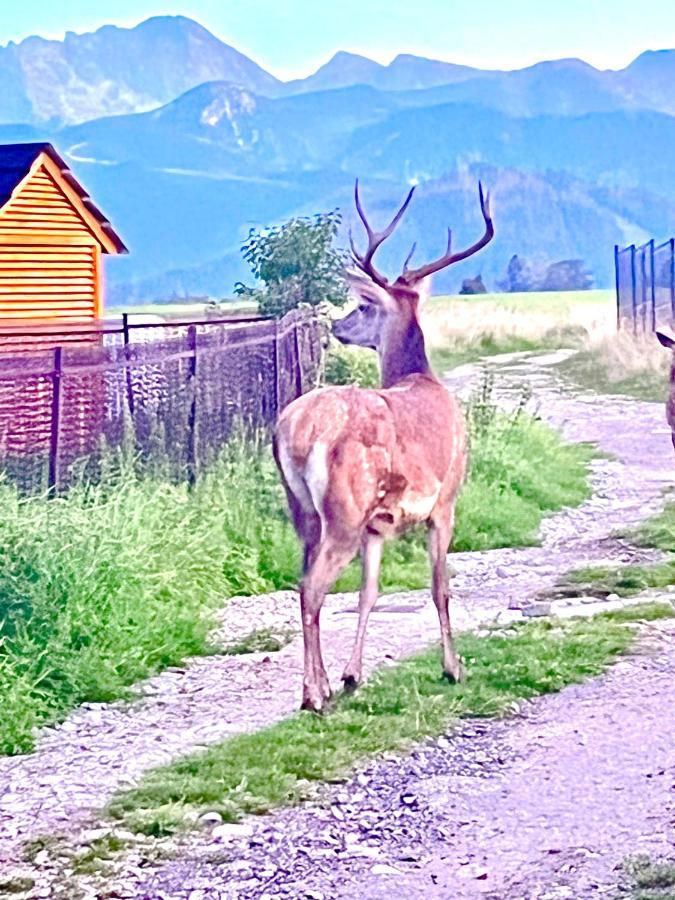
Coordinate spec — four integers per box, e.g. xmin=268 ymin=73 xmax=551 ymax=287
xmin=423 ymin=289 xmax=612 ymax=358
xmin=421 ymin=289 xmax=672 ymax=404
xmin=556 ymin=330 xmax=671 ymax=402
xmin=0 ymin=437 xmax=299 ymax=756
xmin=0 ymin=372 xmax=596 ymax=755
xmin=105 ymin=602 xmax=673 ymax=837
xmin=622 ymin=855 xmax=675 ymax=899
xmin=560 ymin=502 xmax=675 ymax=598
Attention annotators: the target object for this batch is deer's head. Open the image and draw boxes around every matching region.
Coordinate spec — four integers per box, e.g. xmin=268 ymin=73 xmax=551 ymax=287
xmin=333 ymin=180 xmax=494 ymax=354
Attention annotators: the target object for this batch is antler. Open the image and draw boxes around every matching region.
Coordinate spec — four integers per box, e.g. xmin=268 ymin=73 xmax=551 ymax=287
xmin=400 ymin=182 xmax=494 ymax=284
xmin=350 ymin=179 xmax=416 ymax=288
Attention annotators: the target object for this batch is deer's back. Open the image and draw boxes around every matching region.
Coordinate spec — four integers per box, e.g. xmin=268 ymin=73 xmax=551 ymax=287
xmin=276 ymin=375 xmax=466 ymax=534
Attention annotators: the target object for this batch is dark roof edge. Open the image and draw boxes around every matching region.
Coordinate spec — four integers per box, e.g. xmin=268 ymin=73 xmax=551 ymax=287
xmin=0 ymin=141 xmax=128 ymax=254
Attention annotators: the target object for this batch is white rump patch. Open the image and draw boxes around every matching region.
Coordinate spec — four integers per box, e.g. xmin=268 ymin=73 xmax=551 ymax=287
xmin=277 ymin=442 xmax=314 ymax=514
xmin=305 ymin=442 xmax=329 ymax=514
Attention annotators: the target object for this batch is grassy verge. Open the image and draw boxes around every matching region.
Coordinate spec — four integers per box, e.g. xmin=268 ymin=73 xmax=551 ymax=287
xmin=105 ymin=602 xmax=673 ymax=837
xmin=0 ymin=439 xmax=298 ymax=756
xmin=622 ymin=855 xmax=675 ymax=899
xmin=556 ymin=331 xmax=670 ymax=402
xmin=559 ymin=502 xmax=675 ymax=598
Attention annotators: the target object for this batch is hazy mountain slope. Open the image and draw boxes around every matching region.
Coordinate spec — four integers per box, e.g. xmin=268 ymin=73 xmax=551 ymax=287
xmin=286 ymin=51 xmax=485 ymax=93
xmin=341 ymin=104 xmax=675 ymax=196
xmin=59 ymin=83 xmax=400 ymax=174
xmin=0 ymin=16 xmax=281 ymax=126
xmin=100 ymin=164 xmax=663 ymax=302
xmin=619 ymin=49 xmax=675 ymax=115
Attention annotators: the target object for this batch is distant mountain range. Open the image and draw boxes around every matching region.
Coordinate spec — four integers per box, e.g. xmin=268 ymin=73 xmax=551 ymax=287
xmin=0 ymin=15 xmax=673 ymax=300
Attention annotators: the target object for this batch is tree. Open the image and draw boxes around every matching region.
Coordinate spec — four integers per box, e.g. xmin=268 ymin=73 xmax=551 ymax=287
xmin=234 ymin=210 xmax=349 ymax=318
xmin=541 ymin=259 xmax=593 ymax=291
xmin=496 ymin=255 xmax=537 ymax=293
xmin=459 ymin=274 xmax=487 ymax=295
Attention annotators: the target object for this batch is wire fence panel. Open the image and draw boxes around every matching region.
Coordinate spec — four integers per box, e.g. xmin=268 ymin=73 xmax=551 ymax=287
xmin=615 ymin=238 xmax=675 ymax=334
xmin=0 ymin=308 xmax=325 ymax=494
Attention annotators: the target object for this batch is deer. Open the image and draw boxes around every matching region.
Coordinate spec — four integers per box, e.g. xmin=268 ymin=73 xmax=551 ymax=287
xmin=273 ymin=180 xmax=494 ymax=711
xmin=656 ymin=331 xmax=675 ymax=450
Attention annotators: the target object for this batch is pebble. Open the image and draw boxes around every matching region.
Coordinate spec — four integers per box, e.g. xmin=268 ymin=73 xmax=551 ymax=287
xmin=212 ymin=822 xmax=254 ymax=841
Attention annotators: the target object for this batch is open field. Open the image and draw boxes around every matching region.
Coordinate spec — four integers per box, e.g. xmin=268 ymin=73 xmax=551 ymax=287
xmin=106 ymin=300 xmax=257 ymax=320
xmin=423 ymin=289 xmax=614 ymax=346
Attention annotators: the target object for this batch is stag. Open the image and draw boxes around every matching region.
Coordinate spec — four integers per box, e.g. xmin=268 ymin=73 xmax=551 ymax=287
xmin=657 ymin=331 xmax=675 ymax=450
xmin=274 ymin=181 xmax=494 ymax=711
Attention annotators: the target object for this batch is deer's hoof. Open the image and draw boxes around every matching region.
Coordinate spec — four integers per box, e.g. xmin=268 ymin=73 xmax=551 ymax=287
xmin=442 ymin=665 xmax=463 ymax=684
xmin=342 ymin=674 xmax=360 ymax=692
xmin=301 ymin=681 xmax=332 ymax=712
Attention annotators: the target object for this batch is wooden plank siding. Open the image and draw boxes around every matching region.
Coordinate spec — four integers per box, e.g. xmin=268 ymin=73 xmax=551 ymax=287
xmin=0 ymin=160 xmax=101 ymax=322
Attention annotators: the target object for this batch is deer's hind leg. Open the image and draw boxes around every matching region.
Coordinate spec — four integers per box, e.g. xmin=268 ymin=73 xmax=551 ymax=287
xmin=342 ymin=530 xmax=384 ymax=689
xmin=428 ymin=504 xmax=463 ymax=683
xmin=300 ymin=529 xmax=360 ymax=712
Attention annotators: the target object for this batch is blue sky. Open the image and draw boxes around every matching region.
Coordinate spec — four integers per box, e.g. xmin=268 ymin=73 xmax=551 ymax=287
xmin=3 ymin=0 xmax=675 ymax=78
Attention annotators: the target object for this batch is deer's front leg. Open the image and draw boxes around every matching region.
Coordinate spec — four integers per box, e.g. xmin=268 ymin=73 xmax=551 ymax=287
xmin=428 ymin=515 xmax=462 ymax=683
xmin=342 ymin=531 xmax=384 ymax=689
xmin=300 ymin=534 xmax=359 ymax=711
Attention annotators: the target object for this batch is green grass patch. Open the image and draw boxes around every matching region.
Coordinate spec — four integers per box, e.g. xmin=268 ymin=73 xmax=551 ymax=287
xmin=560 ymin=502 xmax=675 ymax=598
xmin=106 ymin=603 xmax=673 ymax=837
xmin=622 ymin=855 xmax=675 ymax=899
xmin=429 ymin=327 xmax=585 ymax=374
xmin=557 ymin=348 xmax=668 ymax=402
xmin=0 ymin=438 xmax=299 ymax=756
xmin=430 ymin=289 xmax=613 ymax=314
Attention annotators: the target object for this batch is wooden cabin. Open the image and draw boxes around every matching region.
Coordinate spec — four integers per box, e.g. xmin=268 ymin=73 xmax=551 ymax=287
xmin=0 ymin=142 xmax=127 ymax=325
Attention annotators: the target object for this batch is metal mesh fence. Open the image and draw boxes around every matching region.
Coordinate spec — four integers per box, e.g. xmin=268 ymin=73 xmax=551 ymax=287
xmin=615 ymin=239 xmax=675 ymax=333
xmin=0 ymin=309 xmax=325 ymax=494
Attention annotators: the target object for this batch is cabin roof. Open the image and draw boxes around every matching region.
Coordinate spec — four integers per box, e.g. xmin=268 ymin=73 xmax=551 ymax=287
xmin=0 ymin=142 xmax=127 ymax=253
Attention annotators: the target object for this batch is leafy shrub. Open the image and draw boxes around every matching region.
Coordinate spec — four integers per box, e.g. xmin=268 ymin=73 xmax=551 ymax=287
xmin=323 ymin=342 xmax=380 ymax=388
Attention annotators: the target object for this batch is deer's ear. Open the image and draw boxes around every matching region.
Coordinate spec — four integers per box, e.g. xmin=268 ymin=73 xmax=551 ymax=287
xmin=656 ymin=331 xmax=675 ymax=349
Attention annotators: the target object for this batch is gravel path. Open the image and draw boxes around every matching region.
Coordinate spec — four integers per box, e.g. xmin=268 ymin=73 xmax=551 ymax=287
xmin=92 ymin=620 xmax=675 ymax=900
xmin=1 ymin=349 xmax=673 ymax=884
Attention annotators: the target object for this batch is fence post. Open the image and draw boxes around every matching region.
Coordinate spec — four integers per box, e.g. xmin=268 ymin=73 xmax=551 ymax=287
xmin=272 ymin=318 xmax=279 ymax=420
xmin=186 ymin=324 xmax=198 ymax=489
xmin=640 ymin=244 xmax=648 ymax=333
xmin=47 ymin=346 xmax=63 ymax=497
xmin=614 ymin=244 xmax=621 ymax=331
xmin=670 ymin=238 xmax=675 ymax=323
xmin=630 ymin=244 xmax=637 ymax=335
xmin=122 ymin=313 xmax=135 ymax=417
xmin=649 ymin=238 xmax=657 ymax=332
xmin=293 ymin=316 xmax=303 ymax=399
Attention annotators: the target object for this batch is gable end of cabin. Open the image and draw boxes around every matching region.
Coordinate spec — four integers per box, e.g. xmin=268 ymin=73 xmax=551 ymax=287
xmin=0 ymin=143 xmax=126 ymax=325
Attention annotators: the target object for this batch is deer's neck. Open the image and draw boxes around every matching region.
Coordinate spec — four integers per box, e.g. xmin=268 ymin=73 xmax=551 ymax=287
xmin=379 ymin=313 xmax=432 ymax=388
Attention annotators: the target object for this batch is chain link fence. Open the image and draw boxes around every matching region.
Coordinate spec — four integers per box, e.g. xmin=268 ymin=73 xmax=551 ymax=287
xmin=0 ymin=308 xmax=325 ymax=494
xmin=615 ymin=239 xmax=675 ymax=333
